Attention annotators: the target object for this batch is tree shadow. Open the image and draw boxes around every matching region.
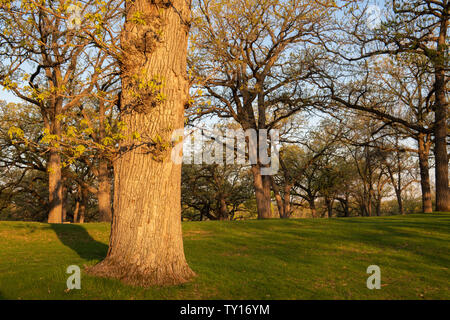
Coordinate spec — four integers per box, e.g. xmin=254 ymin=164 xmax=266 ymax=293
xmin=50 ymin=224 xmax=108 ymax=261
xmin=324 ymin=218 xmax=450 ymax=269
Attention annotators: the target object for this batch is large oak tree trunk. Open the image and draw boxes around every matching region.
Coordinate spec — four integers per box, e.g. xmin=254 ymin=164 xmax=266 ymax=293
xmin=88 ymin=0 xmax=194 ymax=286
xmin=417 ymin=134 xmax=433 ymax=213
xmin=434 ymin=17 xmax=449 ymax=212
xmin=251 ymin=165 xmax=272 ymax=219
xmin=433 ymin=101 xmax=449 ymax=212
xmin=46 ymin=81 xmax=64 ymax=223
xmin=47 ymin=149 xmax=63 ymax=223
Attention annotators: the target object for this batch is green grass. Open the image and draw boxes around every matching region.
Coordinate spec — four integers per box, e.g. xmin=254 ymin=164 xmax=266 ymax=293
xmin=0 ymin=213 xmax=449 ymax=300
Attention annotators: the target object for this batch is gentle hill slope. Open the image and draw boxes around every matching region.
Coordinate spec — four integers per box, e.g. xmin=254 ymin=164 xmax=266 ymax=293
xmin=0 ymin=213 xmax=449 ymax=299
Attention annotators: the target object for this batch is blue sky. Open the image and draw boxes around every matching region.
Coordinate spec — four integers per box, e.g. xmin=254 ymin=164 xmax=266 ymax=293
xmin=0 ymin=88 xmax=21 ymax=103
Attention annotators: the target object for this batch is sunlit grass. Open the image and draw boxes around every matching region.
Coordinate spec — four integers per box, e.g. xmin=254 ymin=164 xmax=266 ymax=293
xmin=0 ymin=213 xmax=448 ymax=300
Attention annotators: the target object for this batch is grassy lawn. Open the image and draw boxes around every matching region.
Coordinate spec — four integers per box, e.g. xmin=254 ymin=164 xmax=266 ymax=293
xmin=0 ymin=213 xmax=449 ymax=300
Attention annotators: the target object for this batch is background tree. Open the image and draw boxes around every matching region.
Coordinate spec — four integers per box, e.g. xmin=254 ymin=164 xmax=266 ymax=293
xmin=271 ymin=119 xmax=340 ymax=218
xmin=315 ymin=0 xmax=449 ymax=211
xmin=189 ymin=0 xmax=337 ymax=219
xmin=182 ymin=163 xmax=254 ymax=221
xmin=371 ymin=54 xmax=435 ymax=213
xmin=0 ymin=0 xmax=121 ymax=222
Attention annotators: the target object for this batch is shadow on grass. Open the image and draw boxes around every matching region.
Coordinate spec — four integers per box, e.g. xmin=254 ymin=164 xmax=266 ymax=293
xmin=201 ymin=216 xmax=450 ymax=271
xmin=50 ymin=224 xmax=108 ymax=261
xmin=317 ymin=218 xmax=450 ymax=268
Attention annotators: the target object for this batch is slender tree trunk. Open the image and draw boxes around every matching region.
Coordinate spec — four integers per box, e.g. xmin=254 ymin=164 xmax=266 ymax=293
xmin=340 ymin=197 xmax=350 ymax=217
xmin=361 ymin=183 xmax=369 ymax=216
xmin=79 ymin=187 xmax=87 ymax=224
xmin=375 ymin=197 xmax=381 ymax=216
xmin=73 ymin=200 xmax=80 ymax=223
xmin=433 ymin=18 xmax=449 ymax=212
xmin=395 ymin=189 xmax=404 ymax=215
xmin=200 ymin=204 xmax=210 ymax=222
xmin=97 ymin=99 xmax=113 ymax=222
xmin=97 ymin=159 xmax=113 ymax=222
xmin=270 ymin=177 xmax=284 ymax=218
xmin=308 ymin=198 xmax=316 ymax=218
xmin=88 ymin=0 xmax=194 ymax=286
xmin=362 ymin=196 xmax=368 ymax=216
xmin=386 ymin=163 xmax=405 ymax=216
xmin=359 ymin=203 xmax=365 ymax=217
xmin=271 ymin=179 xmax=292 ymax=219
xmin=418 ymin=134 xmax=433 ymax=213
xmin=282 ymin=184 xmax=292 ymax=219
xmin=62 ymin=179 xmax=68 ymax=223
xmin=325 ymin=197 xmax=333 ymax=218
xmin=47 ymin=149 xmax=63 ymax=223
xmin=217 ymin=196 xmax=230 ymax=221
xmin=367 ymin=188 xmax=373 ymax=217
xmin=251 ymin=165 xmax=272 ymax=219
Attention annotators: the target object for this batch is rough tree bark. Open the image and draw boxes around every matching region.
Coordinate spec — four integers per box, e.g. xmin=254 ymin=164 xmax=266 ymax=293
xmin=270 ymin=177 xmax=287 ymax=218
xmin=251 ymin=165 xmax=272 ymax=219
xmin=97 ymin=99 xmax=113 ymax=222
xmin=417 ymin=133 xmax=433 ymax=213
xmin=97 ymin=159 xmax=112 ymax=222
xmin=272 ymin=182 xmax=285 ymax=218
xmin=47 ymin=148 xmax=63 ymax=223
xmin=433 ymin=15 xmax=449 ymax=212
xmin=88 ymin=0 xmax=194 ymax=286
